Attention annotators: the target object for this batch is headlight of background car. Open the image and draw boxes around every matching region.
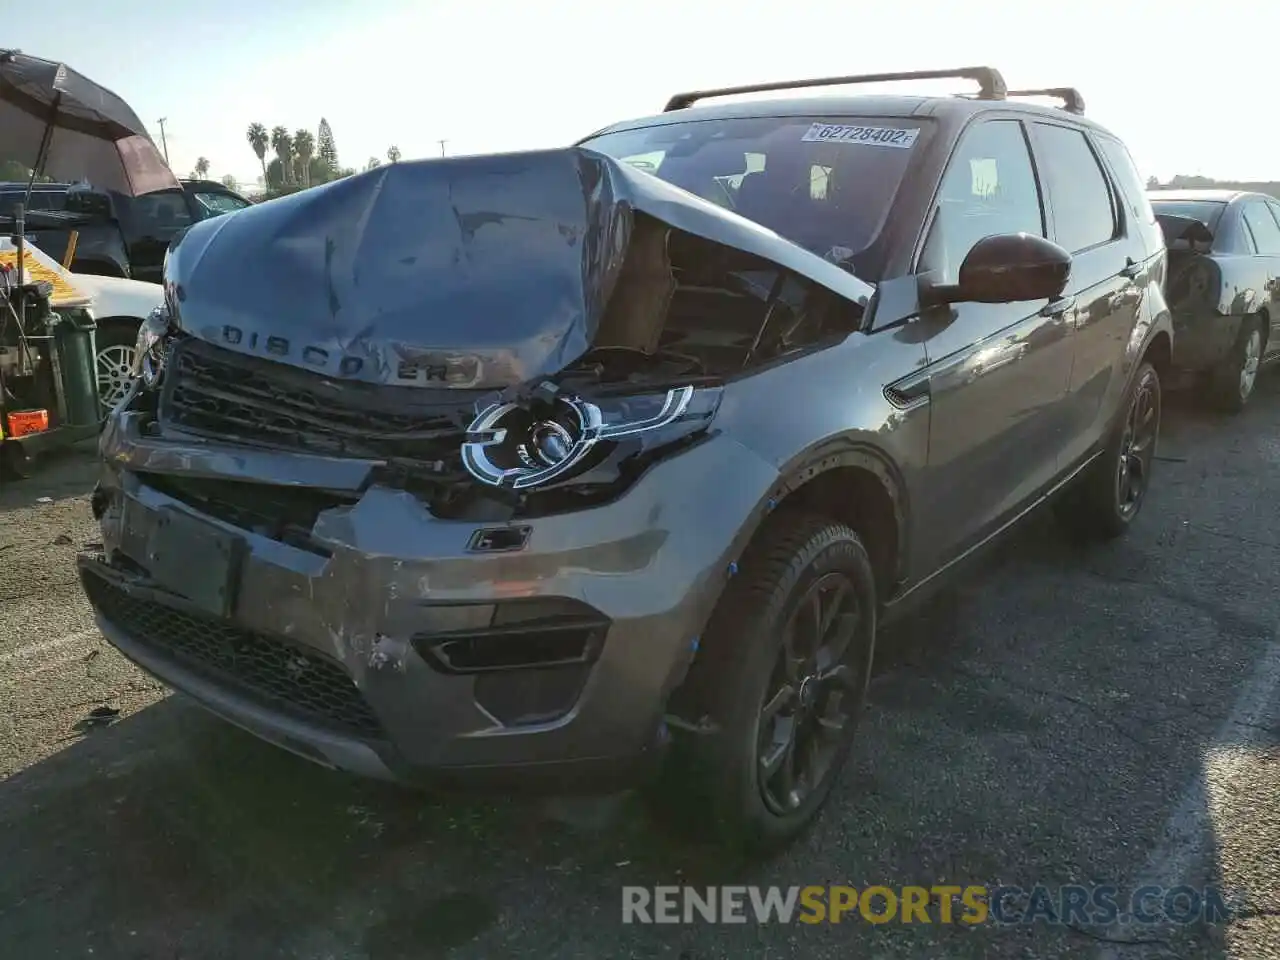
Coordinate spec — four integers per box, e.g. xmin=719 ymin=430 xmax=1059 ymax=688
xmin=461 ymin=385 xmax=722 ymax=490
xmin=129 ymin=306 xmax=173 ymax=390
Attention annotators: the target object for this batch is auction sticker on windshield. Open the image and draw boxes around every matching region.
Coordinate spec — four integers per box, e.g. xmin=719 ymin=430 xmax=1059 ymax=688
xmin=801 ymin=123 xmax=919 ymax=149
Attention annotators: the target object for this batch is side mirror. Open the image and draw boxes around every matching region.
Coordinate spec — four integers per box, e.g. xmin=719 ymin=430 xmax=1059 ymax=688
xmin=921 ymin=233 xmax=1071 ymax=306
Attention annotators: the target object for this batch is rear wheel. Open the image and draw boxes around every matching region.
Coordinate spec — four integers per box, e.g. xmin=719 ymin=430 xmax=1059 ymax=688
xmin=1058 ymin=361 xmax=1161 ymax=541
xmin=0 ymin=441 xmax=35 ymax=480
xmin=649 ymin=512 xmax=877 ymax=854
xmin=1210 ymin=315 xmax=1264 ymax=413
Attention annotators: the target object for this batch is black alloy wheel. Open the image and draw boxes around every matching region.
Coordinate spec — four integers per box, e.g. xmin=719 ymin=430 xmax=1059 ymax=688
xmin=649 ymin=511 xmax=878 ymax=854
xmin=1116 ymin=365 xmax=1160 ymax=520
xmin=757 ymin=571 xmax=862 ymax=816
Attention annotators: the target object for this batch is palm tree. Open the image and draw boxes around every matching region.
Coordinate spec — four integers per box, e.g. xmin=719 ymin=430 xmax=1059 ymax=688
xmin=194 ymin=157 xmax=210 ymax=180
xmin=293 ymin=129 xmax=315 ymax=187
xmin=246 ymin=123 xmax=269 ymax=184
xmin=387 ymin=145 xmax=401 ymax=164
xmin=270 ymin=126 xmax=293 ymax=184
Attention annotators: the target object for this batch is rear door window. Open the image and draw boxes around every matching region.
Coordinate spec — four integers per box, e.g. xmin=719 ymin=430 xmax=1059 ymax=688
xmin=918 ymin=119 xmax=1044 ymax=283
xmin=129 ymin=189 xmax=195 ymax=237
xmin=1031 ymin=123 xmax=1118 ymax=254
xmin=1243 ymin=200 xmax=1280 ymax=254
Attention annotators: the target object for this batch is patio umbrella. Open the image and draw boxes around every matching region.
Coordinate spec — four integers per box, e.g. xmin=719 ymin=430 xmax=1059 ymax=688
xmin=0 ymin=48 xmax=178 ymax=198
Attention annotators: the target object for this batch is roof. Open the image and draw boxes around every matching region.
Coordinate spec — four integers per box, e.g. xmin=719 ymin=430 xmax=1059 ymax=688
xmin=585 ymin=89 xmax=1114 ymax=141
xmin=1147 ymin=189 xmax=1257 ymax=203
xmin=180 ymin=178 xmax=234 ymax=190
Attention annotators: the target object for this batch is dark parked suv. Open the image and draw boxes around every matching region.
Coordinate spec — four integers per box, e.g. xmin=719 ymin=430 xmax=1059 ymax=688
xmin=0 ymin=178 xmax=252 ymax=282
xmin=79 ymin=67 xmax=1171 ymax=851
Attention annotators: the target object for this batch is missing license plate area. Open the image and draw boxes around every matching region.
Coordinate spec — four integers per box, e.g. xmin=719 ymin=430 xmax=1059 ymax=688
xmin=146 ymin=506 xmax=246 ymax=617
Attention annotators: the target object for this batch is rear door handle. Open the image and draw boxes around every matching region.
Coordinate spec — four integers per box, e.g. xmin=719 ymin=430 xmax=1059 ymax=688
xmin=1119 ymin=258 xmax=1142 ymax=279
xmin=1041 ymin=296 xmax=1076 ymax=318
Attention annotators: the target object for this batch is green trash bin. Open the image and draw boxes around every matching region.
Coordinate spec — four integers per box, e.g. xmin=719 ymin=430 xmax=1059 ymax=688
xmin=49 ymin=306 xmax=101 ymax=427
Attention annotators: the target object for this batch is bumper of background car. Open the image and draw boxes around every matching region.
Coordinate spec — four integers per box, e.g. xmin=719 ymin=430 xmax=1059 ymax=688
xmin=1170 ymin=309 xmax=1243 ymax=374
xmin=80 ymin=412 xmax=778 ymax=792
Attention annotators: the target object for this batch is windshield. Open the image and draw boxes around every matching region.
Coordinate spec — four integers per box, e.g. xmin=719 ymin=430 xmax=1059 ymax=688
xmin=583 ymin=115 xmax=923 ymax=263
xmin=1148 ymin=198 xmax=1228 ymax=233
xmin=0 ymin=189 xmax=66 ymax=216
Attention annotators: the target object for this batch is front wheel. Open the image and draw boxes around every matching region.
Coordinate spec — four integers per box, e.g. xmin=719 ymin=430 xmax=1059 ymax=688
xmin=1058 ymin=361 xmax=1161 ymax=541
xmin=649 ymin=512 xmax=877 ymax=854
xmin=94 ymin=321 xmax=140 ymax=417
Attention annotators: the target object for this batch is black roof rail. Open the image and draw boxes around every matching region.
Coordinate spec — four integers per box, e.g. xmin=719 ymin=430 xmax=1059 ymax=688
xmin=663 ymin=66 xmax=1007 ymax=112
xmin=1004 ymin=87 xmax=1085 ymax=115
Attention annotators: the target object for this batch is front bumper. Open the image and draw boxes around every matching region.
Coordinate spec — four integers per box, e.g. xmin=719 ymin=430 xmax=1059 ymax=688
xmin=83 ymin=411 xmax=778 ymax=791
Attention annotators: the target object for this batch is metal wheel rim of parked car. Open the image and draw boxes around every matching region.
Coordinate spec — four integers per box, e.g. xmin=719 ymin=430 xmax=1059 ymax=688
xmin=96 ymin=343 xmax=137 ymax=413
xmin=757 ymin=571 xmax=862 ymax=817
xmin=1116 ymin=374 xmax=1159 ymax=518
xmin=1240 ymin=328 xmax=1262 ymax=400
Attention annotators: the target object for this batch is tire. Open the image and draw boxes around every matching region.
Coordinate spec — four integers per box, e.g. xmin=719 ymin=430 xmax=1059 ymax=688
xmin=648 ymin=511 xmax=877 ymax=855
xmin=94 ymin=320 xmax=141 ymax=417
xmin=1059 ymin=361 xmax=1161 ymax=541
xmin=0 ymin=441 xmax=35 ymax=480
xmin=1209 ymin=315 xmax=1264 ymax=414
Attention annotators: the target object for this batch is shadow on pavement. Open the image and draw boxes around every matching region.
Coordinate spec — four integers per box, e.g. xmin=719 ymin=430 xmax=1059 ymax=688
xmin=0 ymin=443 xmax=98 ymax=513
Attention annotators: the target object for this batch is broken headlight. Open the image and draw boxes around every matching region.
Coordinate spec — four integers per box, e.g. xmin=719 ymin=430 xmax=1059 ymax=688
xmin=461 ymin=385 xmax=721 ymax=490
xmin=129 ymin=305 xmax=172 ymax=390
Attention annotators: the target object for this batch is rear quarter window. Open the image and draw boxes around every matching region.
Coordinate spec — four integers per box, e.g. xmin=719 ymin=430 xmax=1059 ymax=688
xmin=1094 ymin=135 xmax=1162 ymax=254
xmin=1094 ymin=137 xmax=1156 ymax=226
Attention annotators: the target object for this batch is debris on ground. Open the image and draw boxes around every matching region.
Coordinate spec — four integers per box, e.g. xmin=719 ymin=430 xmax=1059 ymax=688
xmin=80 ymin=705 xmax=120 ymax=729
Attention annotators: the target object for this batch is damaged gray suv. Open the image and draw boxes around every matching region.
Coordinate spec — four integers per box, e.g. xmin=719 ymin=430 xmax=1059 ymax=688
xmin=80 ymin=67 xmax=1172 ymax=851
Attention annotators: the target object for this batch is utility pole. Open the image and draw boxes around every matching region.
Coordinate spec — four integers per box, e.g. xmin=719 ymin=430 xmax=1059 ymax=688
xmin=438 ymin=139 xmax=448 ymax=157
xmin=156 ymin=118 xmax=170 ymax=163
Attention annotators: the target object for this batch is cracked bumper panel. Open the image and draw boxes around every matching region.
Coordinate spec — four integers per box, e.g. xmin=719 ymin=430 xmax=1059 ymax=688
xmin=1170 ymin=310 xmax=1244 ymax=373
xmin=85 ymin=411 xmax=779 ymax=787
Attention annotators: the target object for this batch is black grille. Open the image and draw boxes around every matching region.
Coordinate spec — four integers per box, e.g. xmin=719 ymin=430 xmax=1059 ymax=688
xmin=136 ymin=472 xmax=355 ymax=555
xmin=160 ymin=338 xmax=476 ymax=461
xmin=82 ymin=568 xmax=384 ymax=738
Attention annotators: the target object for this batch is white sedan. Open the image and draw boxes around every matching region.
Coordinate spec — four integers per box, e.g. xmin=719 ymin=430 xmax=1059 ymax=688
xmin=71 ymin=272 xmax=163 ymax=414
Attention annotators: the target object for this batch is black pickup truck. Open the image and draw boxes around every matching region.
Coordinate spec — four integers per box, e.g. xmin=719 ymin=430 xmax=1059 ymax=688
xmin=0 ymin=179 xmax=252 ymax=282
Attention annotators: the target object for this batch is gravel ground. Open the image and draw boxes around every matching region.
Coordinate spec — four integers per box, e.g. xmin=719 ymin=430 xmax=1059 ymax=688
xmin=1 ymin=382 xmax=1278 ymax=960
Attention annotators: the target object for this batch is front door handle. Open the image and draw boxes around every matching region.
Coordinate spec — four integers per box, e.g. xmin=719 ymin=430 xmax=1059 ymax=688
xmin=1119 ymin=258 xmax=1142 ymax=279
xmin=1041 ymin=296 xmax=1076 ymax=318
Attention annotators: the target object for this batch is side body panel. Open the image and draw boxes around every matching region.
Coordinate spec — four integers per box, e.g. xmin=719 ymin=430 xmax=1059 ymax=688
xmin=1028 ymin=122 xmax=1147 ymax=467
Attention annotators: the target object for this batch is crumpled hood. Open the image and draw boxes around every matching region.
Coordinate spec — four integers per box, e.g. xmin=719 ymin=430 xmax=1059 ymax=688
xmin=165 ymin=147 xmax=873 ymax=389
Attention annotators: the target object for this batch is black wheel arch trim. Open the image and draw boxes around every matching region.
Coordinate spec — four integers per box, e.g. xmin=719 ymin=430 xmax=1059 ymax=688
xmin=732 ymin=437 xmax=910 ymax=590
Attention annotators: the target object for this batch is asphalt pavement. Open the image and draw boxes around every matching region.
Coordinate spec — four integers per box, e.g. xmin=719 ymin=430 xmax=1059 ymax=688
xmin=1 ymin=382 xmax=1278 ymax=960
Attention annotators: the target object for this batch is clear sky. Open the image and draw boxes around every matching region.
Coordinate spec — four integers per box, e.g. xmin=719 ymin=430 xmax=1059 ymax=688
xmin=8 ymin=0 xmax=1275 ymax=188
